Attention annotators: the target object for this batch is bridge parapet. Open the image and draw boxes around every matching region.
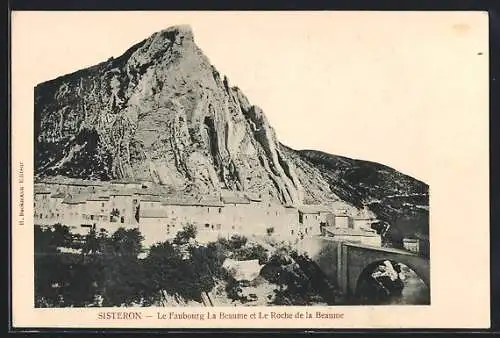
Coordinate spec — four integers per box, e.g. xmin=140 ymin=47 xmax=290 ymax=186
xmin=306 ymin=236 xmax=430 ymax=301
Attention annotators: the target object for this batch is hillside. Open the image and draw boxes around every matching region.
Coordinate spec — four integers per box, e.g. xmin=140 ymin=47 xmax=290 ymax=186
xmin=34 ymin=25 xmax=429 ymax=243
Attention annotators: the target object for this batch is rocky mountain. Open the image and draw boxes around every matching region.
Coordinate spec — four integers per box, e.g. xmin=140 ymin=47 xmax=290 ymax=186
xmin=34 ymin=25 xmax=429 ymax=243
xmin=284 ymin=148 xmax=429 ymax=242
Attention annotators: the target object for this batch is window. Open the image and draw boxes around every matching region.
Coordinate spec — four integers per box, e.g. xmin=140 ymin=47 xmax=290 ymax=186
xmin=291 ymin=230 xmax=294 ymax=235
xmin=90 ymin=215 xmax=94 ymax=220
xmin=101 ymin=203 xmax=105 ymax=207
xmin=216 ymin=224 xmax=221 ymax=230
xmin=120 ymin=216 xmax=125 ymax=223
xmin=205 ymin=224 xmax=210 ymax=228
xmin=211 ymin=225 xmax=214 ymax=230
xmin=207 ymin=208 xmax=210 ymax=213
xmin=218 ymin=208 xmax=222 ymax=213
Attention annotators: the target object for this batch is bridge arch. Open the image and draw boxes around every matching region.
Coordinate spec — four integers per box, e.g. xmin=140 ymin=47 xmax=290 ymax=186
xmin=340 ymin=243 xmax=430 ymax=299
xmin=354 ymin=259 xmax=430 ymax=303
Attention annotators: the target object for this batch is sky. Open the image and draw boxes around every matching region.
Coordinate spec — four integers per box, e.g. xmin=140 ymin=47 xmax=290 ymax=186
xmin=12 ymin=11 xmax=488 ymax=183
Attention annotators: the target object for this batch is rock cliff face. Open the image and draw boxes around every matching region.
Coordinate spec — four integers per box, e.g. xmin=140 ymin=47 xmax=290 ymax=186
xmin=34 ymin=25 xmax=429 ymax=240
xmin=35 ymin=25 xmax=303 ymax=204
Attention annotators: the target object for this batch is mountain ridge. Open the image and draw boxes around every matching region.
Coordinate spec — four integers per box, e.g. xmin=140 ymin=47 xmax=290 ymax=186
xmin=34 ymin=24 xmax=429 ymax=244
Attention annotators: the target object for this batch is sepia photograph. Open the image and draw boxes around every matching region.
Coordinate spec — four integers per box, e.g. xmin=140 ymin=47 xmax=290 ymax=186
xmin=11 ymin=10 xmax=489 ymax=329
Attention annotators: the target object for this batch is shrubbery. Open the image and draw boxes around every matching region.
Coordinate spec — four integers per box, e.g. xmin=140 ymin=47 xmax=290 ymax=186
xmin=34 ymin=224 xmax=335 ymax=307
xmin=35 ymin=224 xmax=232 ymax=307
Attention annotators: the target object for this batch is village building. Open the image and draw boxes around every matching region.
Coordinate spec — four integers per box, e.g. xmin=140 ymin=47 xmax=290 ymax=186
xmin=34 ymin=186 xmax=53 ymax=224
xmin=297 ymin=205 xmax=331 ymax=238
xmin=402 ymin=236 xmax=420 ymax=253
xmin=402 ymin=234 xmax=429 ymax=256
xmin=108 ymin=189 xmax=139 ymax=225
xmin=325 ymin=209 xmax=352 ymax=228
xmin=138 ymin=208 xmax=177 ymax=248
xmin=220 ymin=189 xmax=251 ymax=234
xmin=321 ymin=208 xmax=382 ymax=247
xmin=59 ymin=193 xmax=89 ymax=234
xmin=352 ymin=216 xmax=377 ymax=230
xmin=34 ymin=177 xmax=385 ymax=250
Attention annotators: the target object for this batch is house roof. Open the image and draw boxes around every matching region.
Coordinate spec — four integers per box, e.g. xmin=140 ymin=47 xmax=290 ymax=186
xmin=140 ymin=195 xmax=163 ymax=202
xmin=196 ymin=196 xmax=224 ymax=207
xmin=352 ymin=216 xmax=377 ymax=221
xmin=62 ymin=194 xmax=89 ymax=204
xmin=405 ymin=233 xmax=429 ymax=241
xmin=134 ymin=188 xmax=161 ymax=196
xmin=244 ymin=193 xmax=263 ymax=202
xmin=220 ymin=190 xmax=250 ymax=204
xmin=51 ymin=192 xmax=67 ymax=199
xmin=324 ymin=226 xmax=379 ymax=237
xmin=298 ymin=205 xmax=330 ymax=214
xmin=109 ymin=189 xmax=135 ymax=196
xmin=36 ymin=177 xmax=105 ymax=187
xmin=34 ymin=186 xmax=51 ymax=194
xmin=86 ymin=193 xmax=110 ymax=201
xmin=161 ymin=197 xmax=198 ymax=206
xmin=110 ymin=179 xmax=142 ymax=185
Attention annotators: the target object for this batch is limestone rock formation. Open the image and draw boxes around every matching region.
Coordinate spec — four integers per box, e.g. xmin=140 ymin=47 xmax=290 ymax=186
xmin=34 ymin=25 xmax=429 ymax=240
xmin=35 ymin=25 xmax=304 ymax=204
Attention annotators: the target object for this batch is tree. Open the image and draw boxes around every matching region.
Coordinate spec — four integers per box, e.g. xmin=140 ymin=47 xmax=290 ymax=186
xmin=228 ymin=235 xmax=247 ymax=250
xmin=143 ymin=241 xmax=185 ymax=303
xmin=233 ymin=243 xmax=269 ymax=264
xmin=110 ymin=228 xmax=144 ymax=257
xmin=173 ymin=223 xmax=197 ymax=245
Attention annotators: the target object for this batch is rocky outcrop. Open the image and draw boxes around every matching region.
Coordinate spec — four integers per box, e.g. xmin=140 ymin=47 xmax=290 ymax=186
xmin=34 ymin=25 xmax=429 ymax=241
xmin=35 ymin=25 xmax=304 ymax=205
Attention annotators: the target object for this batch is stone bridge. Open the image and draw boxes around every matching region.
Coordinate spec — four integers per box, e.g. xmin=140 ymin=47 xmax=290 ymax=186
xmin=299 ymin=236 xmax=430 ymax=300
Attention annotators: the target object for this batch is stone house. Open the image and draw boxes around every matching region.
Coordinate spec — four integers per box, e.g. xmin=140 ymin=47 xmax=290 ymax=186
xmin=34 ymin=186 xmax=52 ymax=223
xmin=138 ymin=208 xmax=177 ymax=248
xmin=220 ymin=190 xmax=251 ymax=234
xmin=60 ymin=194 xmax=90 ymax=234
xmin=402 ymin=236 xmax=420 ymax=253
xmin=298 ymin=205 xmax=331 ymax=237
xmin=83 ymin=194 xmax=111 ymax=224
xmin=108 ymin=190 xmax=138 ymax=225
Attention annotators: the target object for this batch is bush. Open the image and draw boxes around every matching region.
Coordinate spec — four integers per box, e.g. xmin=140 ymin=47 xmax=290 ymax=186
xmin=233 ymin=243 xmax=269 ymax=265
xmin=228 ymin=235 xmax=247 ymax=250
xmin=173 ymin=223 xmax=197 ymax=245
